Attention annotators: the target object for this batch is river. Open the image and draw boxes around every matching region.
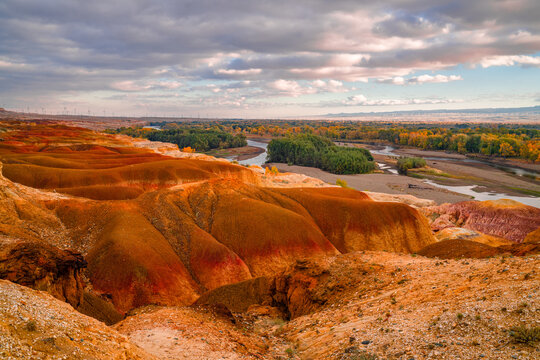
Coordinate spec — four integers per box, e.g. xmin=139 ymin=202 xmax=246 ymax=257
xmin=238 ymin=140 xmax=268 ymax=167
xmin=370 ymin=145 xmax=539 ymax=208
xmin=237 ymin=141 xmax=539 ymax=207
xmin=370 ymin=145 xmax=538 ymax=178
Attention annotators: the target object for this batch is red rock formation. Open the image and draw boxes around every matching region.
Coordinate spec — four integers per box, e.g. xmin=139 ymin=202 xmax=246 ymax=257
xmin=424 ymin=199 xmax=540 ymax=243
xmin=0 ymin=238 xmax=86 ymax=307
xmin=0 ymin=120 xmax=436 ymax=314
xmin=196 ymin=257 xmax=376 ymax=319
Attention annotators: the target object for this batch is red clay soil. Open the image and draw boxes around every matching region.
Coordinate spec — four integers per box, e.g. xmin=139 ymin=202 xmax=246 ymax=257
xmin=424 ymin=199 xmax=540 ymax=243
xmin=0 ymin=120 xmax=436 ymax=315
xmin=417 ymin=239 xmax=501 ymax=259
xmin=418 ymin=238 xmax=540 ymax=259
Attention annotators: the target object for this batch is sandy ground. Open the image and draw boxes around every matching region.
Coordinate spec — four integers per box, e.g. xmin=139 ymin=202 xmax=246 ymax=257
xmin=337 ymin=142 xmax=540 ymax=200
xmin=267 ymin=163 xmax=472 ymax=204
xmin=395 ymin=147 xmax=540 ymax=172
xmin=206 ymin=146 xmax=264 ymax=161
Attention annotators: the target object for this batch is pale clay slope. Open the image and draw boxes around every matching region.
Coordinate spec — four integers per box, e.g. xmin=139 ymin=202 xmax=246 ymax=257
xmin=0 ymin=279 xmax=154 ymax=360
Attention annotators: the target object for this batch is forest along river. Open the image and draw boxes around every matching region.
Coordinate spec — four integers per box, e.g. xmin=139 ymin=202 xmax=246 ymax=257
xmin=238 ymin=141 xmax=539 ymax=207
xmin=370 ymin=145 xmax=540 ymax=208
xmin=238 ymin=140 xmax=268 ymax=167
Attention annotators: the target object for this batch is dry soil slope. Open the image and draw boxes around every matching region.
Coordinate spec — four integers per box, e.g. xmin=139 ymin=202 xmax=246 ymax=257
xmin=197 ymin=252 xmax=540 ymax=360
xmin=0 ymin=279 xmax=154 ymax=360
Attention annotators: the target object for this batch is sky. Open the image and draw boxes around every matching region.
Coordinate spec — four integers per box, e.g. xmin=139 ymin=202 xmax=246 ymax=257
xmin=0 ymin=0 xmax=539 ymax=118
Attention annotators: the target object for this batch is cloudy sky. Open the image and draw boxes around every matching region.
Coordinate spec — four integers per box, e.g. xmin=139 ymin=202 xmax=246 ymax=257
xmin=1 ymin=0 xmax=539 ymax=117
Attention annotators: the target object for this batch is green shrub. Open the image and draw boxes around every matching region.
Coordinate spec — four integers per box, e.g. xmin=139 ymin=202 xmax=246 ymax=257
xmin=108 ymin=126 xmax=247 ymax=152
xmin=268 ymin=134 xmax=374 ymax=175
xmin=508 ymin=326 xmax=540 ymax=344
xmin=397 ymin=156 xmax=426 ymax=174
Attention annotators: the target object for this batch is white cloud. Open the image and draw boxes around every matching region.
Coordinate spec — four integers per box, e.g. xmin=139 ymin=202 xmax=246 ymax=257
xmin=110 ymin=81 xmax=152 ymax=92
xmin=215 ymin=68 xmax=262 ymax=76
xmin=409 ymin=74 xmax=463 ymax=84
xmin=0 ymin=59 xmax=29 ymax=70
xmin=342 ymin=94 xmax=459 ymax=106
xmin=269 ymin=79 xmax=317 ymax=97
xmin=310 ymin=79 xmax=349 ymax=93
xmin=2 ymin=0 xmax=540 ymax=116
xmin=110 ymin=80 xmax=182 ymax=92
xmin=479 ymin=55 xmax=540 ymax=68
xmin=377 ymin=74 xmax=463 ymax=85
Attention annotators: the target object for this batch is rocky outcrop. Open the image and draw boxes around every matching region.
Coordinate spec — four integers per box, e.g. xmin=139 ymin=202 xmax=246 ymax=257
xmin=0 ymin=237 xmax=86 ymax=308
xmin=196 ymin=257 xmax=372 ymax=319
xmin=423 ymin=199 xmax=540 ymax=243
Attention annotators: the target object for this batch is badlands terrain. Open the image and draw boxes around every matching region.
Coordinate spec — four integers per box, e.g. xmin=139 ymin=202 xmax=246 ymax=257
xmin=0 ymin=119 xmax=539 ymax=359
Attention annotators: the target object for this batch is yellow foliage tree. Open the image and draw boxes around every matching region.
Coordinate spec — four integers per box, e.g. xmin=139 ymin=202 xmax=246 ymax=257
xmin=265 ymin=166 xmax=279 ymax=176
xmin=499 ymin=142 xmax=515 ymax=158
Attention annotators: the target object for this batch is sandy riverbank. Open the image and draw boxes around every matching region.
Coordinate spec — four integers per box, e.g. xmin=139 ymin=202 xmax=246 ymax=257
xmin=351 ymin=141 xmax=540 ymax=172
xmin=267 ymin=163 xmax=472 ymax=204
xmin=338 ymin=142 xmax=540 ymax=197
xmin=243 ymin=138 xmax=539 ymax=205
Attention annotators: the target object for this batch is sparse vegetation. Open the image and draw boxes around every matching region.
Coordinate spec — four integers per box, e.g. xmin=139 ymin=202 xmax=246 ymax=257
xmin=508 ymin=326 xmax=540 ymax=344
xmin=341 ymin=348 xmax=379 ymax=360
xmin=265 ymin=166 xmax=279 ymax=176
xmin=336 ymin=178 xmax=349 ymax=188
xmin=25 ymin=320 xmax=37 ymax=331
xmin=285 ymin=347 xmax=295 ymax=357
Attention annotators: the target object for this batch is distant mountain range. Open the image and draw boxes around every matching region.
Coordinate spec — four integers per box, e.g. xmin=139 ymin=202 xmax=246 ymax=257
xmin=320 ymin=106 xmax=540 ymax=118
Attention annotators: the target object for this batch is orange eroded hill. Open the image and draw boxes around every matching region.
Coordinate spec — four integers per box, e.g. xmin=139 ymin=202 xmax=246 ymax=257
xmin=0 ymin=120 xmax=436 ymax=315
xmin=424 ymin=199 xmax=540 ymax=243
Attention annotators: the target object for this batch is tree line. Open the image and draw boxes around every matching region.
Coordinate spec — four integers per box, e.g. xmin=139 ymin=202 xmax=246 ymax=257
xmin=105 ymin=126 xmax=246 ymax=152
xmin=267 ymin=134 xmax=375 ymax=174
xmin=105 ymin=120 xmax=540 ymax=162
xmin=176 ymin=120 xmax=539 ymax=162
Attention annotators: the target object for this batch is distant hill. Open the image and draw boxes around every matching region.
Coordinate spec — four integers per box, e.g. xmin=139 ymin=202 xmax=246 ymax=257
xmin=320 ymin=105 xmax=540 ymax=118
